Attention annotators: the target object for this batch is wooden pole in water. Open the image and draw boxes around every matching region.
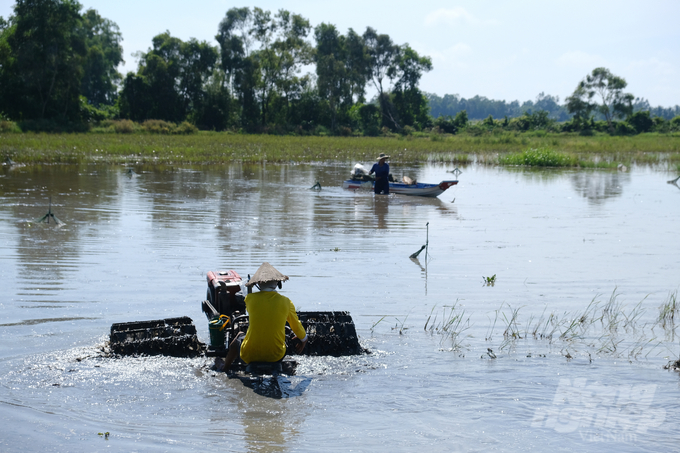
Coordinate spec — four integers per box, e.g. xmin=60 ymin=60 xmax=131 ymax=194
xmin=425 ymin=222 xmax=429 ymax=261
xmin=409 ymin=222 xmax=430 ymax=259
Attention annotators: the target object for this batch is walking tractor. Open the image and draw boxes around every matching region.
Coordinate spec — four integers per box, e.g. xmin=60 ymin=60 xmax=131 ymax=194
xmin=108 ymin=268 xmax=365 ymax=376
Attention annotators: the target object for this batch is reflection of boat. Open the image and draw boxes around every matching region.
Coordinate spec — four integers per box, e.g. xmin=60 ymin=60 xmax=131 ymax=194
xmin=342 ymin=178 xmax=458 ymax=197
xmin=342 ymin=163 xmax=458 ymax=197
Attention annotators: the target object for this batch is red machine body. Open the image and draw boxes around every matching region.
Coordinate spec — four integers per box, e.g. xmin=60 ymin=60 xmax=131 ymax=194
xmin=205 ymin=270 xmax=246 ymax=322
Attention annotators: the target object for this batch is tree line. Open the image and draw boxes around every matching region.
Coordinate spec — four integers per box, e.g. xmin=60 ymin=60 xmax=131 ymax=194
xmin=429 ymin=68 xmax=680 ymax=135
xmin=0 ymin=1 xmax=432 ymax=135
xmin=1 ymin=0 xmax=679 ymax=136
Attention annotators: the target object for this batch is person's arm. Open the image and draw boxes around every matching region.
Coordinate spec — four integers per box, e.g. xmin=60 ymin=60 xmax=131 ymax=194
xmin=287 ymin=302 xmax=308 ymax=353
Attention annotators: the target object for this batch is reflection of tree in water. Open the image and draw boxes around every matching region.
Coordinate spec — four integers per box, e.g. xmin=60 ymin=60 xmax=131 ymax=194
xmin=570 ymin=171 xmax=630 ymax=204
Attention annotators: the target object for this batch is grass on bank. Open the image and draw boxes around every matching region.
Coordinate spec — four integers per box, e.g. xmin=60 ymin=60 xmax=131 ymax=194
xmin=1 ymin=130 xmax=680 ymax=167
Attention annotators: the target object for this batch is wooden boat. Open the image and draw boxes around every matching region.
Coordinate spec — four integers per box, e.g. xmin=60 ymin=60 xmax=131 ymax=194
xmin=342 ymin=178 xmax=458 ymax=197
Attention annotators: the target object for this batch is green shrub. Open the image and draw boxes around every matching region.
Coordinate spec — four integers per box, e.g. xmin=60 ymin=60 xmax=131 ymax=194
xmin=79 ymin=97 xmax=115 ymax=124
xmin=670 ymin=116 xmax=680 ymax=132
xmin=174 ymin=121 xmax=198 ymax=135
xmin=363 ymin=124 xmax=380 ymax=136
xmin=499 ymin=147 xmax=576 ymax=167
xmin=615 ymin=121 xmax=636 ymax=135
xmin=627 ymin=111 xmax=653 ymax=134
xmin=314 ymin=125 xmax=330 ymax=136
xmin=651 ymin=117 xmax=668 ymax=133
xmin=433 ymin=115 xmax=458 ymax=134
xmin=482 ymin=115 xmax=496 ymax=128
xmin=111 ymin=119 xmax=136 ymax=134
xmin=0 ymin=121 xmax=21 ymax=133
xmin=142 ymin=119 xmax=175 ymax=134
xmin=337 ymin=126 xmax=352 ymax=136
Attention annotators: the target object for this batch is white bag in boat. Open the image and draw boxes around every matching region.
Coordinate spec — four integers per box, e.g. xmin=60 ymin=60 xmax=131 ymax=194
xmin=352 ymin=163 xmax=369 ymax=176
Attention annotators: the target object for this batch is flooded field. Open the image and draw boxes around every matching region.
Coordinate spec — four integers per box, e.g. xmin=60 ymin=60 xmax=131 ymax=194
xmin=1 ymin=161 xmax=679 ymax=452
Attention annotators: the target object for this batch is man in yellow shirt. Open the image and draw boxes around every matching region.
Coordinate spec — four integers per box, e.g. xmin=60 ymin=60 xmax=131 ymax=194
xmin=219 ymin=262 xmax=307 ymax=371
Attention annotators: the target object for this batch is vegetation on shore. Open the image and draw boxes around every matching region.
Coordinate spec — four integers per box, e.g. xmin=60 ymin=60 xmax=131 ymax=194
xmin=2 ymin=130 xmax=679 ymax=168
xmin=2 ymin=2 xmax=679 ymax=140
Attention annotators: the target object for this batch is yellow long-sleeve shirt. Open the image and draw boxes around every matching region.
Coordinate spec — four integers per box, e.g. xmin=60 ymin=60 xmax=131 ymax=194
xmin=240 ymin=290 xmax=306 ymax=363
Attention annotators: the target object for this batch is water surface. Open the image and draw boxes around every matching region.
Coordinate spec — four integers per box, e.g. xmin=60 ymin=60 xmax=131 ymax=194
xmin=1 ymin=162 xmax=679 ymax=452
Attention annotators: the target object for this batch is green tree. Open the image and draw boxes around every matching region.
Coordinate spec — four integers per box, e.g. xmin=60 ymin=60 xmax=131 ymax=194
xmin=216 ymin=7 xmax=258 ymax=130
xmin=390 ymin=44 xmax=432 ymax=129
xmin=363 ymin=27 xmax=400 ymax=129
xmin=565 ymin=82 xmax=596 ymax=131
xmin=567 ymin=67 xmax=633 ymax=133
xmin=314 ymin=23 xmax=350 ymax=132
xmin=216 ymin=7 xmax=312 ymax=131
xmin=627 ymin=110 xmax=653 ymax=134
xmin=80 ymin=9 xmax=123 ymax=106
xmin=191 ymin=69 xmax=234 ymax=130
xmin=119 ymin=31 xmax=217 ymax=123
xmin=273 ymin=10 xmax=312 ymax=113
xmin=0 ymin=0 xmax=86 ymax=122
xmin=177 ymin=38 xmax=218 ymax=117
xmin=344 ymin=29 xmax=370 ymax=103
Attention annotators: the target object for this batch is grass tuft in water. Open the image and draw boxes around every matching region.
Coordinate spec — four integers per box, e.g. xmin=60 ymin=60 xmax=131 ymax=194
xmin=425 ymin=302 xmax=471 ymax=350
xmin=388 ymin=289 xmax=679 ymax=363
xmin=499 ymin=147 xmax=577 ymax=167
xmin=658 ymin=290 xmax=678 ymax=329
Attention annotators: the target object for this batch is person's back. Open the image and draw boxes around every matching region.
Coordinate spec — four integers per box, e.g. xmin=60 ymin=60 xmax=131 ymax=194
xmin=241 ymin=290 xmax=305 ymax=363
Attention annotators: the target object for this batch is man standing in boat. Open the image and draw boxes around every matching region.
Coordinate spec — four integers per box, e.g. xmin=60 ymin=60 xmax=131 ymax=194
xmin=219 ymin=262 xmax=307 ymax=371
xmin=369 ymin=153 xmax=390 ymax=195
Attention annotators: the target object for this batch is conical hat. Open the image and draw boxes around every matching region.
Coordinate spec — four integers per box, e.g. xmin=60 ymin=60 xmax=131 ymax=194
xmin=246 ymin=262 xmax=289 ymax=288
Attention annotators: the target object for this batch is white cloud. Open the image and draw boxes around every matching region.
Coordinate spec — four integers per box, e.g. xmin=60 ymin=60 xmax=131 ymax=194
xmin=425 ymin=7 xmax=477 ymax=26
xmin=555 ymin=51 xmax=603 ymax=69
xmin=429 ymin=43 xmax=473 ymax=70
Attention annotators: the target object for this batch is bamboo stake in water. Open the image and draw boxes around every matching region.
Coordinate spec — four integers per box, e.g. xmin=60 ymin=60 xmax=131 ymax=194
xmin=409 ymin=222 xmax=429 ymax=259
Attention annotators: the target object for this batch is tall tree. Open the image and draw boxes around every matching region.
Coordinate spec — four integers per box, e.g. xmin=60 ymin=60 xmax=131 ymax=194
xmin=0 ymin=0 xmax=86 ymax=122
xmin=362 ymin=27 xmax=396 ymax=99
xmin=80 ymin=8 xmax=123 ymax=106
xmin=390 ymin=44 xmax=432 ymax=129
xmin=363 ymin=27 xmax=400 ymax=129
xmin=119 ymin=31 xmax=217 ymax=123
xmin=249 ymin=7 xmax=278 ymax=128
xmin=565 ymin=83 xmax=596 ymax=129
xmin=567 ymin=67 xmax=633 ymax=133
xmin=272 ymin=10 xmax=312 ymax=118
xmin=344 ymin=29 xmax=370 ymax=103
xmin=216 ymin=7 xmax=258 ymax=130
xmin=314 ymin=23 xmax=350 ymax=132
xmin=177 ymin=38 xmax=218 ymax=117
xmin=217 ymin=7 xmax=312 ymax=131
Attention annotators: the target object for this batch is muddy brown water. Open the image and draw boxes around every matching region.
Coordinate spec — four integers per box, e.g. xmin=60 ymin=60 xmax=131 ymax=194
xmin=0 ymin=162 xmax=679 ymax=452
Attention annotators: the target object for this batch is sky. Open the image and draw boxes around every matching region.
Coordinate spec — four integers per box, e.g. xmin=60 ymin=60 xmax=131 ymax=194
xmin=2 ymin=0 xmax=680 ymax=107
